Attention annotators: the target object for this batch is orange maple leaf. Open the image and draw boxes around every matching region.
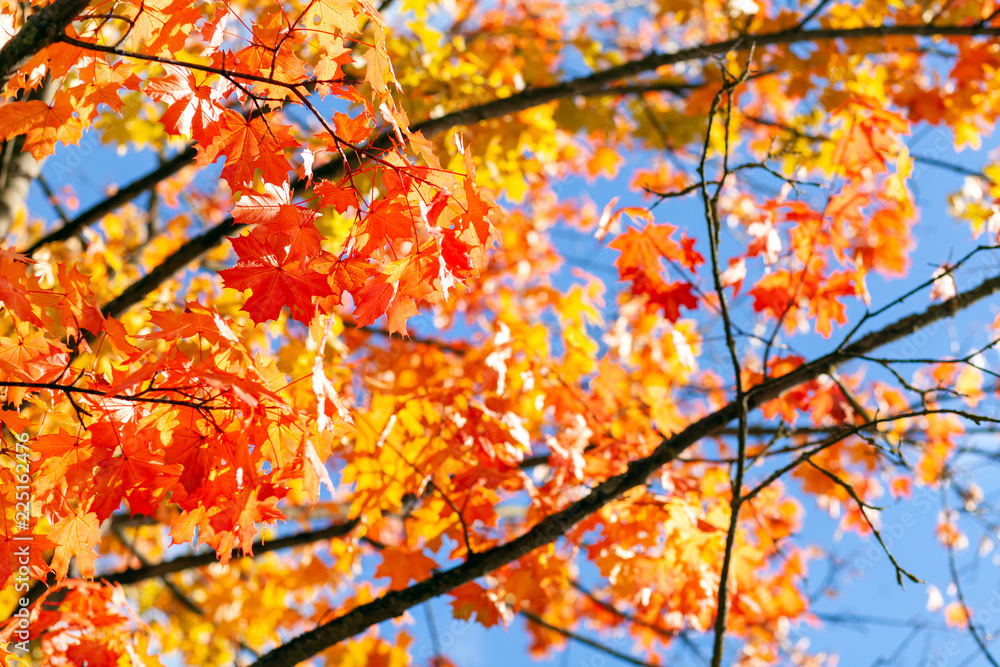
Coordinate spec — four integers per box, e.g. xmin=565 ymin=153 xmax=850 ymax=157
xmin=195 ymin=110 xmax=297 ymax=189
xmin=375 ymin=546 xmax=439 ymax=590
xmin=49 ymin=508 xmax=101 ymax=580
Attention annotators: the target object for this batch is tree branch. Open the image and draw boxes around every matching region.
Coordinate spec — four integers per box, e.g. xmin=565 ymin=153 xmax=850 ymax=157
xmin=245 ymin=258 xmax=1000 ymax=667
xmin=693 ymin=51 xmax=754 ymax=667
xmin=98 ymin=518 xmax=360 ymax=587
xmin=943 ymin=487 xmax=1000 ymax=667
xmin=21 ymin=145 xmax=199 ymax=256
xmin=520 ymin=609 xmax=661 ymax=667
xmin=96 ymin=22 xmax=1000 ymax=319
xmin=0 ymin=380 xmax=224 ymax=410
xmin=408 ymin=23 xmax=1000 ymax=141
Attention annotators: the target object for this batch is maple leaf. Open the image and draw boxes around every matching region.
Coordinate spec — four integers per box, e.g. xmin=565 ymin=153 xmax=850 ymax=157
xmin=169 ymin=506 xmax=208 ymax=546
xmin=314 ymin=44 xmax=355 ymax=93
xmin=0 ymin=529 xmax=54 ymax=587
xmin=142 ymin=303 xmax=242 ymax=348
xmin=352 ymin=196 xmax=415 ymax=254
xmin=49 ymin=508 xmax=101 ymax=580
xmin=450 ymin=582 xmax=513 ymax=628
xmin=164 ymin=412 xmax=215 ymax=496
xmin=749 ymin=270 xmax=795 ymax=323
xmin=89 ymin=428 xmax=179 ymax=520
xmin=587 ymin=146 xmax=622 ymax=179
xmin=0 ymin=247 xmax=50 ymax=327
xmin=0 ymin=91 xmax=83 ymax=159
xmin=352 ymin=276 xmax=396 ymax=328
xmin=219 ymin=233 xmax=334 ymax=323
xmin=0 ymin=330 xmax=67 ymax=381
xmin=679 ymin=233 xmax=705 ymax=271
xmin=209 ymin=485 xmax=286 ymax=560
xmin=232 ymin=183 xmax=324 ymax=260
xmin=364 ymin=31 xmax=399 ymax=95
xmin=375 ymin=546 xmax=439 ymax=589
xmin=144 ymin=63 xmax=230 ymax=139
xmin=195 ymin=110 xmax=297 ymax=189
xmin=66 ymin=640 xmax=122 ymax=667
xmin=315 ymin=180 xmax=359 ymax=213
xmin=56 ymin=263 xmax=106 ymax=338
xmin=227 ymin=15 xmax=308 ymax=97
xmin=0 ymin=408 xmax=31 ymax=432
xmin=836 ymin=100 xmax=910 ymax=176
xmin=303 ymin=0 xmax=360 ymax=40
xmin=610 ymin=223 xmax=685 ymax=277
xmin=333 ymin=111 xmax=372 ymax=144
xmin=34 ymin=430 xmax=98 ymax=493
xmin=807 ymin=271 xmax=857 ymax=338
xmin=231 ymin=181 xmax=298 ymax=227
xmin=118 ymin=0 xmax=203 ymax=54
xmin=385 ymin=295 xmax=419 ymax=335
xmin=944 ymin=602 xmax=969 ymax=629
xmin=645 ymin=279 xmax=698 ymax=322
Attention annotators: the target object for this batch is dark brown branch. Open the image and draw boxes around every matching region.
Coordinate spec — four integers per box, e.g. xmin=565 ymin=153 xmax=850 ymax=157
xmin=797 ymin=0 xmax=834 ymax=27
xmin=570 ymin=581 xmax=709 ymax=665
xmin=569 ymin=581 xmax=677 ymax=638
xmin=909 ymin=153 xmax=989 ymax=179
xmin=0 ymin=381 xmax=218 ymax=409
xmin=57 ymin=35 xmax=317 ymax=88
xmin=22 ymin=145 xmax=199 ymax=256
xmin=98 ymin=518 xmax=360 ymax=587
xmin=743 ymin=114 xmax=989 ymax=179
xmin=98 ymin=22 xmax=1000 ymax=319
xmin=99 ymin=214 xmax=243 ymax=319
xmin=519 ymin=609 xmax=660 ymax=667
xmin=805 ymin=459 xmax=920 ymax=586
xmin=112 ymin=526 xmax=259 ymax=662
xmin=699 ymin=52 xmax=754 ymax=667
xmin=245 ymin=257 xmax=1000 ymax=667
xmin=408 ymin=23 xmax=1000 ymax=141
xmin=814 ymin=611 xmax=942 ymax=629
xmin=343 ymin=320 xmax=469 ymax=355
xmin=35 ymin=175 xmax=72 ymax=225
xmin=0 ymin=0 xmax=91 ymax=90
xmin=740 ymin=406 xmax=1000 ymax=507
xmin=18 ymin=513 xmax=360 ymax=607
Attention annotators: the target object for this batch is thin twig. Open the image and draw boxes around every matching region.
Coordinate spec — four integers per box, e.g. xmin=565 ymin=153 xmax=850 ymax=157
xmin=699 ymin=47 xmax=756 ymax=667
xmin=943 ymin=486 xmax=1000 ymax=666
xmin=520 ymin=609 xmax=661 ymax=667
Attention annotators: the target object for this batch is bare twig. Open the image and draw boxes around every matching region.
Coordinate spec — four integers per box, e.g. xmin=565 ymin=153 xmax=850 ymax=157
xmin=697 ymin=48 xmax=755 ymax=667
xmin=520 ymin=609 xmax=661 ymax=667
xmin=943 ymin=486 xmax=1000 ymax=667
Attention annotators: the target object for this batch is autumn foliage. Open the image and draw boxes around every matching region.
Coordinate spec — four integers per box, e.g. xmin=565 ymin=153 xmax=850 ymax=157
xmin=3 ymin=0 xmax=1000 ymax=665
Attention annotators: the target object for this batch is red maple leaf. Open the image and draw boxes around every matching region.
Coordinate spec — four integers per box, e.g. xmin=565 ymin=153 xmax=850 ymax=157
xmin=219 ymin=234 xmax=334 ymax=323
xmin=352 ymin=277 xmax=395 ymax=327
xmin=315 ymin=180 xmax=359 ymax=213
